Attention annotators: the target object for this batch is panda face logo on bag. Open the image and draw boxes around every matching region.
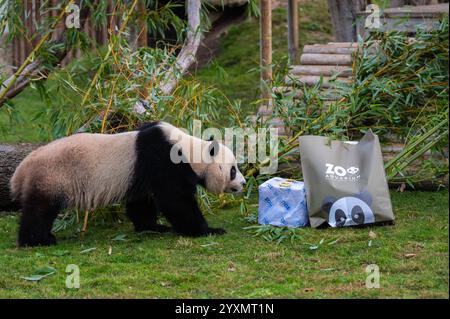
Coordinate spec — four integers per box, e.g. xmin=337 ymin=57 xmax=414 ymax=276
xmin=346 ymin=166 xmax=359 ymax=175
xmin=322 ymin=192 xmax=375 ymax=227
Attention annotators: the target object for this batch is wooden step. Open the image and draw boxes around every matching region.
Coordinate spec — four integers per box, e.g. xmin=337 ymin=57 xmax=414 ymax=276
xmin=285 ymin=75 xmax=352 ymax=88
xmin=272 ymin=86 xmax=304 ymax=98
xmin=258 ymin=104 xmax=273 ymax=116
xmin=290 ymin=65 xmax=352 ymax=77
xmin=273 ymin=86 xmax=342 ymax=100
xmin=303 ymin=44 xmax=357 ymax=55
xmin=300 ymin=53 xmax=353 ymax=66
xmin=249 ymin=115 xmax=290 ymax=136
xmin=327 ymin=42 xmax=358 ymax=47
xmin=321 ymin=89 xmax=344 ymax=101
xmin=273 ymin=86 xmax=297 ymax=93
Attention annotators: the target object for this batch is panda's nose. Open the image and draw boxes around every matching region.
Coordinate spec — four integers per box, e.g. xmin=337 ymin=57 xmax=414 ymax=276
xmin=241 ymin=180 xmax=246 ymax=187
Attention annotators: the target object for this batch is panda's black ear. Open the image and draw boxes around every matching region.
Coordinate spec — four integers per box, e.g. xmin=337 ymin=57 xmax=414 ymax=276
xmin=355 ymin=191 xmax=372 ymax=206
xmin=321 ymin=196 xmax=336 ymax=214
xmin=209 ymin=140 xmax=219 ymax=157
xmin=207 ymin=136 xmax=214 ymax=141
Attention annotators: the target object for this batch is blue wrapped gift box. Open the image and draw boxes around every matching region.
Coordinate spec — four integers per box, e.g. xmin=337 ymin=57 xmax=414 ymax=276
xmin=258 ymin=177 xmax=309 ymax=228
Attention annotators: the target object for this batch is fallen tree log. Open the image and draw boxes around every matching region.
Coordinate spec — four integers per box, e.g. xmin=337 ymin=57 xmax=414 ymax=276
xmin=0 ymin=139 xmax=447 ymax=212
xmin=0 ymin=143 xmax=41 ymax=211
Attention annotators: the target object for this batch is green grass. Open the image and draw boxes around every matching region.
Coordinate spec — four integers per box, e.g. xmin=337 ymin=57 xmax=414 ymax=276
xmin=0 ymin=0 xmax=448 ymax=299
xmin=0 ymin=190 xmax=448 ymax=298
xmin=0 ymin=87 xmax=48 ymax=143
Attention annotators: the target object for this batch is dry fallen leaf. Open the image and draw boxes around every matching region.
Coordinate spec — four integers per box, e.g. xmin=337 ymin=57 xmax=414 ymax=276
xmin=399 ymin=183 xmax=406 ymax=193
xmin=304 ymin=288 xmax=314 ymax=292
xmin=228 ymin=262 xmax=236 ymax=272
xmin=369 ymin=231 xmax=377 ymax=239
xmin=108 ymin=245 xmax=112 ymax=255
xmin=405 ymin=253 xmax=416 ymax=259
xmin=307 ymin=258 xmax=320 ymax=263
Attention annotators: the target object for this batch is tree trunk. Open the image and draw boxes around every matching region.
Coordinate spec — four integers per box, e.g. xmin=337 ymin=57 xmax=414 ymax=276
xmin=159 ymin=0 xmax=202 ymax=95
xmin=0 ymin=143 xmax=41 ymax=211
xmin=327 ymin=0 xmax=369 ymax=42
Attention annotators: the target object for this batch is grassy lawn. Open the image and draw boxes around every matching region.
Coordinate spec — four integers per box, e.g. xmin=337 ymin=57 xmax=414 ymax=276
xmin=0 ymin=190 xmax=448 ymax=298
xmin=0 ymin=87 xmax=48 ymax=143
xmin=0 ymin=0 xmax=447 ymax=300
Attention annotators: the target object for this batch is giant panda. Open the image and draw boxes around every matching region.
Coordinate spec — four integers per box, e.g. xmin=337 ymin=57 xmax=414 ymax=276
xmin=10 ymin=121 xmax=246 ymax=247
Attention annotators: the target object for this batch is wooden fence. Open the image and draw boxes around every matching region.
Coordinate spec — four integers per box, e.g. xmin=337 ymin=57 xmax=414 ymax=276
xmin=9 ymin=0 xmax=149 ymax=68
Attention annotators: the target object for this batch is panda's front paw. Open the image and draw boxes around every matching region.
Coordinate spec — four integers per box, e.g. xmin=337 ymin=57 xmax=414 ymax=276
xmin=206 ymin=227 xmax=226 ymax=236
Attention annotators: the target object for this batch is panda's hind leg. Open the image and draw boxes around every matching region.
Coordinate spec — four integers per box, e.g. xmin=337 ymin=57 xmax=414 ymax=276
xmin=126 ymin=196 xmax=170 ymax=233
xmin=18 ymin=192 xmax=65 ymax=247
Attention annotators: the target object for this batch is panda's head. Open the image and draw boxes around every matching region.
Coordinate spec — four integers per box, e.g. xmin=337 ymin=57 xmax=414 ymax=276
xmin=203 ymin=140 xmax=246 ymax=194
xmin=322 ymin=192 xmax=375 ymax=227
xmin=161 ymin=122 xmax=246 ymax=194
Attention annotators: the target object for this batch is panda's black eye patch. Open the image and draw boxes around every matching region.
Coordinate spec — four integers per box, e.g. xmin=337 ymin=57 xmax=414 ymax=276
xmin=335 ymin=209 xmax=346 ymax=227
xmin=351 ymin=205 xmax=365 ymax=224
xmin=230 ymin=166 xmax=236 ymax=180
xmin=209 ymin=140 xmax=219 ymax=157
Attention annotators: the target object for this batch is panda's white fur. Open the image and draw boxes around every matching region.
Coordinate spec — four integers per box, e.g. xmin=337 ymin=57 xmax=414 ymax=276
xmin=11 ymin=121 xmax=245 ymax=247
xmin=158 ymin=122 xmax=246 ymax=194
xmin=11 ymin=131 xmax=138 ymax=211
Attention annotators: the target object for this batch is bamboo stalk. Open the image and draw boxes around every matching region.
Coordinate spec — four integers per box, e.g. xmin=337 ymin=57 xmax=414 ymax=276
xmin=80 ymin=0 xmax=140 ymax=107
xmin=387 ymin=130 xmax=448 ymax=179
xmin=81 ymin=210 xmax=89 ymax=235
xmin=260 ymin=0 xmax=272 ymax=104
xmin=101 ymin=80 xmax=117 ymax=133
xmin=384 ymin=118 xmax=448 ymax=170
